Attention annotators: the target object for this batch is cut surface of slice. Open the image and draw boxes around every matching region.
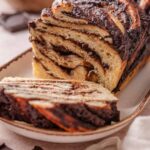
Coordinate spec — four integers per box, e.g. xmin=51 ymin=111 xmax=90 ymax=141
xmin=0 ymin=77 xmax=119 ymax=132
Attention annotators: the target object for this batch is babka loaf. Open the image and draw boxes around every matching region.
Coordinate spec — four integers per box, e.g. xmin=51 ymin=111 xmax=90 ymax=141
xmin=29 ymin=0 xmax=150 ymax=92
xmin=0 ymin=77 xmax=119 ymax=132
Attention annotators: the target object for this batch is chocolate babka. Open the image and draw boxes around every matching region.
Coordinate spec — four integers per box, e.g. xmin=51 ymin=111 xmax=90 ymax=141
xmin=29 ymin=0 xmax=150 ymax=91
xmin=0 ymin=77 xmax=119 ymax=132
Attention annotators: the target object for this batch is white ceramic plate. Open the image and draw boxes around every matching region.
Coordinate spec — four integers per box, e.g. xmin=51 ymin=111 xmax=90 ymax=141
xmin=0 ymin=49 xmax=150 ymax=143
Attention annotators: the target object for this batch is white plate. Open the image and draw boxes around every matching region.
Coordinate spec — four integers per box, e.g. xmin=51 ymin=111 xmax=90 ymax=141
xmin=0 ymin=49 xmax=150 ymax=143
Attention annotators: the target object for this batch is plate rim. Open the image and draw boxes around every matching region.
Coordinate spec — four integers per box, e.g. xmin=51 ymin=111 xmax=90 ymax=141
xmin=0 ymin=48 xmax=31 ymax=72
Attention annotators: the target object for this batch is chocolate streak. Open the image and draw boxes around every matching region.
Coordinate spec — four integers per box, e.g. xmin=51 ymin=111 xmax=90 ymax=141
xmin=52 ymin=0 xmax=149 ymax=89
xmin=0 ymin=88 xmax=119 ymax=130
xmin=29 ymin=0 xmax=149 ymax=91
xmin=42 ymin=9 xmax=111 ymax=41
xmin=53 ymin=0 xmax=132 ymax=59
xmin=32 ymin=27 xmax=109 ymax=72
xmin=53 ymin=0 xmax=149 ymax=59
xmin=0 ymin=88 xmax=57 ymax=129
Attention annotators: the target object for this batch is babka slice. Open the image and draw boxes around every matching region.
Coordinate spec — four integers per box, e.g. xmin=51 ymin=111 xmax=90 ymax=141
xmin=29 ymin=0 xmax=150 ymax=92
xmin=0 ymin=77 xmax=119 ymax=132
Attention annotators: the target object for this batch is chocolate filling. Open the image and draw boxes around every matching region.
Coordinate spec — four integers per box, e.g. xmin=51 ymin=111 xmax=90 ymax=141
xmin=38 ymin=48 xmax=74 ymax=75
xmin=0 ymin=80 xmax=120 ymax=131
xmin=30 ymin=0 xmax=150 ymax=92
xmin=72 ymin=40 xmax=109 ymax=70
xmin=33 ymin=39 xmax=107 ymax=82
xmin=27 ymin=105 xmax=58 ymax=129
xmin=33 ymin=30 xmax=109 ymax=72
xmin=52 ymin=44 xmax=75 ymax=56
xmin=48 ymin=106 xmax=96 ymax=130
xmin=86 ymin=102 xmax=120 ymax=123
xmin=67 ymin=6 xmax=129 ymax=58
xmin=41 ymin=8 xmax=129 ymax=59
xmin=60 ymin=103 xmax=106 ymax=127
xmin=0 ymin=89 xmax=59 ymax=130
xmin=42 ymin=9 xmax=115 ymax=45
xmin=0 ymin=89 xmax=119 ymax=130
xmin=0 ymin=91 xmax=24 ymax=121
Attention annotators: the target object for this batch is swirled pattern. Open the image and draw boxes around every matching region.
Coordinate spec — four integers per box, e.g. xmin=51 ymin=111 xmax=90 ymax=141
xmin=0 ymin=77 xmax=119 ymax=132
xmin=29 ymin=0 xmax=150 ymax=91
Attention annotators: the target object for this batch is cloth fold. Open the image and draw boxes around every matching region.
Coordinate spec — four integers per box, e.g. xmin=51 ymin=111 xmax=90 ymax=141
xmin=122 ymin=116 xmax=150 ymax=150
xmin=86 ymin=116 xmax=150 ymax=150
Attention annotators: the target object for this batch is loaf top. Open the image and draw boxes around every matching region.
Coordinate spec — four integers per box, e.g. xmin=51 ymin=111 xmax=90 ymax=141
xmin=48 ymin=0 xmax=149 ymax=60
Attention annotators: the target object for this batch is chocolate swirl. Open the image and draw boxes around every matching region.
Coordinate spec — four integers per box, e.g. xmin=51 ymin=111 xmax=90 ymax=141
xmin=0 ymin=77 xmax=119 ymax=132
xmin=29 ymin=0 xmax=149 ymax=91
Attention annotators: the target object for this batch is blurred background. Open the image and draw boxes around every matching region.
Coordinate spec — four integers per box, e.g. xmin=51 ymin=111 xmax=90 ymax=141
xmin=5 ymin=0 xmax=53 ymax=12
xmin=0 ymin=0 xmax=53 ymax=67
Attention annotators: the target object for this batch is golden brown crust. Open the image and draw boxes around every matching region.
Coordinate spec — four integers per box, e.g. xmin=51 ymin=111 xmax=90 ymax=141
xmin=32 ymin=58 xmax=56 ymax=79
xmin=116 ymin=55 xmax=149 ymax=95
